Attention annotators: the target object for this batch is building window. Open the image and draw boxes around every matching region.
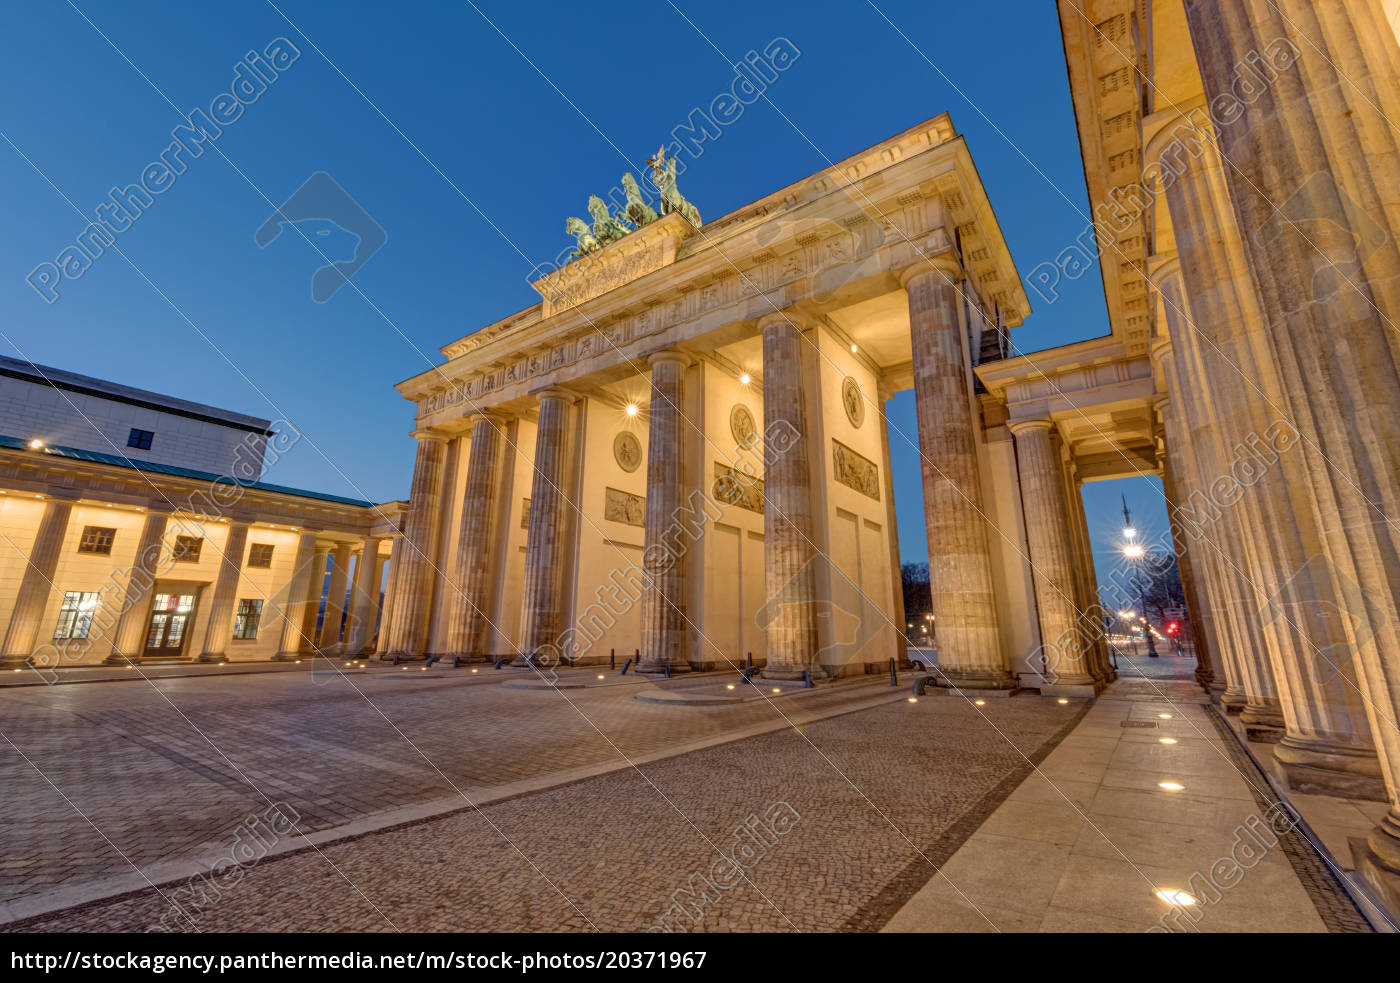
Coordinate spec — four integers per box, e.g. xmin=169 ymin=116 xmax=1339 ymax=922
xmin=173 ymin=536 xmax=203 ymax=563
xmin=232 ymin=599 xmax=263 ymax=639
xmin=54 ymin=591 xmax=101 ymax=639
xmin=247 ymin=543 xmax=274 ymax=568
xmin=77 ymin=526 xmax=116 ymax=555
xmin=127 ymin=428 xmax=155 ymax=450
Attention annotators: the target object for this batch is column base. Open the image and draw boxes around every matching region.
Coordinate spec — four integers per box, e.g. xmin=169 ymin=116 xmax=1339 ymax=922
xmin=1240 ymin=703 xmax=1286 ymax=743
xmin=195 ymin=652 xmax=230 ymax=664
xmin=1273 ymin=737 xmax=1387 ymax=802
xmin=933 ymin=666 xmax=1018 ymax=691
xmin=1041 ymin=681 xmax=1100 ymax=699
xmin=637 ymin=661 xmax=693 ymax=675
xmin=390 ymin=651 xmax=429 ymax=663
xmin=761 ymin=664 xmax=828 ymax=682
xmin=1349 ymin=813 xmax=1400 ymax=923
xmin=1220 ymin=689 xmax=1248 ymax=714
xmin=271 ymin=650 xmax=309 ymax=662
xmin=103 ymin=652 xmax=139 ymax=666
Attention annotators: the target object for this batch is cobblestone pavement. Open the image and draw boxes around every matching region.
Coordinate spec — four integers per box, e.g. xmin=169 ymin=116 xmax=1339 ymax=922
xmin=0 ymin=663 xmax=902 ymax=911
xmin=6 ymin=690 xmax=1088 ymax=932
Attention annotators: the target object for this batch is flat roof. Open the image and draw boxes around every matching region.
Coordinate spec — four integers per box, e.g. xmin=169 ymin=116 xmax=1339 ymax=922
xmin=0 ymin=434 xmax=376 ymax=509
xmin=0 ymin=355 xmax=275 ymax=436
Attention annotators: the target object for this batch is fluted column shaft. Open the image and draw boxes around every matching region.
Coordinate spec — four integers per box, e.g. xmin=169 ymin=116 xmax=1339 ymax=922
xmin=275 ymin=531 xmax=321 ymax=660
xmin=638 ymin=353 xmax=692 ymax=673
xmin=318 ymin=543 xmax=352 ymax=650
xmin=384 ymin=433 xmax=449 ymax=659
xmin=1011 ymin=421 xmax=1096 ymax=691
xmin=904 ymin=266 xmax=1011 ymax=688
xmin=344 ymin=538 xmax=384 ymax=656
xmin=197 ymin=519 xmax=251 ymax=662
xmin=1155 ymin=449 xmax=1218 ymax=696
xmin=759 ymin=315 xmax=821 ymax=680
xmin=446 ymin=415 xmax=507 ymax=659
xmin=0 ymin=495 xmax=76 ymax=667
xmin=519 ymin=391 xmax=575 ymax=661
xmin=106 ymin=508 xmax=170 ymax=665
xmin=1183 ymin=0 xmax=1400 ymax=867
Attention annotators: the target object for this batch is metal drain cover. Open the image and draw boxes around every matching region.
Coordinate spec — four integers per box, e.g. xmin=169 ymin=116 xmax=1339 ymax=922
xmin=1121 ymin=720 xmax=1158 ymax=728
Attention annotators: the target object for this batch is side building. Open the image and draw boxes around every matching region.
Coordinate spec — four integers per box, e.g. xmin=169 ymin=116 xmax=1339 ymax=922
xmin=0 ymin=357 xmax=404 ymax=670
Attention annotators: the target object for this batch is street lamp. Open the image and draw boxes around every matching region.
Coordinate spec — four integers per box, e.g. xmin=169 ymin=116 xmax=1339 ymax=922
xmin=1122 ymin=496 xmax=1157 ymax=657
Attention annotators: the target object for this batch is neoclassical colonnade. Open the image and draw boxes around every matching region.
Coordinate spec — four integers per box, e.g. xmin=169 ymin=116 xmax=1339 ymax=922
xmin=0 ymin=444 xmax=401 ymax=667
xmin=382 ymin=115 xmax=1119 ymax=691
xmin=1054 ymin=0 xmax=1400 ymax=909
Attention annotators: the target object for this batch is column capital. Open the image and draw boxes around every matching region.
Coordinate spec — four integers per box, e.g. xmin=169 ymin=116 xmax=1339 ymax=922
xmin=410 ymin=428 xmax=449 ymax=443
xmin=898 ymin=255 xmax=962 ymax=289
xmin=530 ymin=385 xmax=579 ymax=405
xmin=756 ymin=309 xmax=813 ymax=334
xmin=646 ymin=349 xmax=693 ymax=370
xmin=1006 ymin=417 xmax=1055 ymax=437
xmin=467 ymin=410 xmax=509 ymax=429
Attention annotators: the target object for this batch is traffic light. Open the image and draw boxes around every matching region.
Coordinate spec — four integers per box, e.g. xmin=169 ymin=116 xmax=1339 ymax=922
xmin=1167 ymin=622 xmax=1179 ymax=635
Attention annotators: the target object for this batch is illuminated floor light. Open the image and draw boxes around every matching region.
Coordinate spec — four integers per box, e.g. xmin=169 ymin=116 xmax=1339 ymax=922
xmin=974 ymin=699 xmax=986 ymax=706
xmin=771 ymin=687 xmax=781 ymax=694
xmin=1158 ymin=781 xmax=1185 ymax=792
xmin=1160 ymin=737 xmax=1178 ymax=745
xmin=1057 ymin=698 xmax=1069 ymax=705
xmin=470 ymin=668 xmax=478 ymax=673
xmin=907 ymin=696 xmax=918 ymax=704
xmin=1155 ymin=889 xmax=1198 ymax=907
xmin=726 ymin=684 xmax=735 ymax=690
xmin=597 ymin=674 xmax=605 ymax=680
xmin=1159 ymin=712 xmax=1173 ymax=719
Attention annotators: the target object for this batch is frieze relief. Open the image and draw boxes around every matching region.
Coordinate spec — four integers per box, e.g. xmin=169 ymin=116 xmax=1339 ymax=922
xmin=416 ymin=198 xmax=946 ymax=422
xmin=713 ymin=462 xmax=764 ymax=514
xmin=832 ymin=439 xmax=880 ymax=501
xmin=604 ymin=487 xmax=646 ymax=527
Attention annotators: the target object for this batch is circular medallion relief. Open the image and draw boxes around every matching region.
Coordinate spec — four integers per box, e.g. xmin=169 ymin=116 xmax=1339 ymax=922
xmin=729 ymin=403 xmax=757 ymax=446
xmin=842 ymin=376 xmax=865 ymax=429
xmin=613 ymin=431 xmax=642 ymax=473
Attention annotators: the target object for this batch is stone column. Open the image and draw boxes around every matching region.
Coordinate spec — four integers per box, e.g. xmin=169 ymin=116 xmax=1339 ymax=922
xmin=0 ymin=493 xmax=77 ymax=667
xmin=105 ymin=507 xmax=170 ymax=665
xmin=902 ymin=263 xmax=1012 ymax=689
xmin=1010 ymin=420 xmax=1097 ymax=695
xmin=383 ymin=431 xmax=449 ymax=660
xmin=1183 ymin=0 xmax=1400 ymax=884
xmin=759 ymin=313 xmax=822 ymax=681
xmin=318 ymin=542 xmax=352 ymax=651
xmin=1064 ymin=464 xmax=1115 ymax=684
xmin=374 ymin=541 xmax=399 ymax=655
xmin=445 ymin=414 xmax=507 ymax=661
xmin=640 ymin=351 xmax=693 ymax=674
xmin=518 ymin=389 xmax=576 ymax=663
xmin=274 ymin=531 xmax=322 ymax=660
xmin=343 ymin=538 xmax=384 ymax=656
xmin=1154 ymin=446 xmax=1219 ymax=697
xmin=196 ymin=518 xmax=251 ymax=663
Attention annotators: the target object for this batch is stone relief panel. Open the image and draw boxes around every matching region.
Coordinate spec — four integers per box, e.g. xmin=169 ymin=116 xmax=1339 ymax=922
xmin=613 ymin=432 xmax=642 ymax=473
xmin=713 ymin=462 xmax=764 ymax=514
xmin=841 ymin=376 xmax=865 ymax=429
xmin=604 ymin=487 xmax=646 ymax=527
xmin=729 ymin=403 xmax=757 ymax=446
xmin=832 ymin=439 xmax=880 ymax=501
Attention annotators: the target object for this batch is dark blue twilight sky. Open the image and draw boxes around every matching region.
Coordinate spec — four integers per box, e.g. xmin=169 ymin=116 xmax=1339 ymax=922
xmin=0 ymin=0 xmax=1169 ymax=591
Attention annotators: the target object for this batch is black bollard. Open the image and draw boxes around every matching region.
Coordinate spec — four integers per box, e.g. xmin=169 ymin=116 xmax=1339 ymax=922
xmin=889 ymin=657 xmax=898 ymax=687
xmin=610 ymin=649 xmax=615 ymax=670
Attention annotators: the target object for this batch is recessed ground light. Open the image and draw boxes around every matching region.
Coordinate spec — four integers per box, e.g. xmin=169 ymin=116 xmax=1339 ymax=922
xmin=596 ymin=674 xmax=605 ymax=680
xmin=1057 ymin=698 xmax=1069 ymax=705
xmin=470 ymin=668 xmax=478 ymax=673
xmin=974 ymin=699 xmax=986 ymax=706
xmin=907 ymin=696 xmax=918 ymax=704
xmin=1158 ymin=781 xmax=1185 ymax=792
xmin=1160 ymin=737 xmax=1178 ymax=745
xmin=294 ymin=660 xmax=301 ymax=664
xmin=1158 ymin=713 xmax=1173 ymax=719
xmin=726 ymin=684 xmax=735 ymax=690
xmin=1155 ymin=889 xmax=1198 ymax=906
xmin=771 ymin=687 xmax=781 ymax=694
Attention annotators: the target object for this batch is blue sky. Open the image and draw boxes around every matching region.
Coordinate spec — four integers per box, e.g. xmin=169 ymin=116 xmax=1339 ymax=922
xmin=0 ymin=0 xmax=1170 ymax=585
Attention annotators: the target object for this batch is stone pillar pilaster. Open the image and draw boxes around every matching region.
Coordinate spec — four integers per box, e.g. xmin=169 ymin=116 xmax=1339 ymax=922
xmin=344 ymin=538 xmax=384 ymax=656
xmin=445 ymin=414 xmax=508 ymax=660
xmin=374 ymin=540 xmax=400 ymax=655
xmin=1010 ymin=420 xmax=1097 ymax=695
xmin=518 ymin=389 xmax=576 ymax=663
xmin=274 ymin=531 xmax=322 ymax=660
xmin=639 ymin=351 xmax=693 ymax=674
xmin=1183 ymin=0 xmax=1400 ymax=880
xmin=0 ymin=493 xmax=77 ymax=667
xmin=902 ymin=263 xmax=1012 ymax=689
xmin=318 ymin=542 xmax=352 ymax=651
xmin=383 ymin=431 xmax=449 ymax=660
xmin=105 ymin=507 xmax=170 ymax=665
xmin=196 ymin=518 xmax=251 ymax=663
xmin=758 ymin=313 xmax=822 ymax=681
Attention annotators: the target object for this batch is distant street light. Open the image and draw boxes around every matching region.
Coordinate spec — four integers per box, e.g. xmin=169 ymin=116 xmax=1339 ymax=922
xmin=1122 ymin=496 xmax=1158 ymax=657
